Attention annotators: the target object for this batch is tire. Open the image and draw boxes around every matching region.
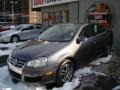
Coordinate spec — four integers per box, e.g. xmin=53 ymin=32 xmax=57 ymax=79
xmin=56 ymin=59 xmax=74 ymax=86
xmin=10 ymin=36 xmax=19 ymax=43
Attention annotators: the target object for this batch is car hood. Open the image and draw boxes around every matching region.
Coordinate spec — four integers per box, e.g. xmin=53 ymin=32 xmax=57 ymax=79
xmin=12 ymin=40 xmax=69 ymax=61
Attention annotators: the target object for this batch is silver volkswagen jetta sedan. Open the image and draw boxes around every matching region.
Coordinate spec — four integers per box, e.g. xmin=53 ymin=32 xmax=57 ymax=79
xmin=0 ymin=24 xmax=44 ymax=43
xmin=7 ymin=23 xmax=113 ymax=86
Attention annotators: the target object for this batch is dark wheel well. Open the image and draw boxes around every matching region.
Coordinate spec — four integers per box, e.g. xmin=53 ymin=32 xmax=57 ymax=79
xmin=66 ymin=57 xmax=76 ymax=70
xmin=10 ymin=35 xmax=20 ymax=42
xmin=57 ymin=57 xmax=76 ymax=73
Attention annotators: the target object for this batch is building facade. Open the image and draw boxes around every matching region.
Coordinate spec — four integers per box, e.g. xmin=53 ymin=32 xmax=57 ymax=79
xmin=33 ymin=0 xmax=79 ymax=26
xmin=29 ymin=0 xmax=42 ymax=24
xmin=0 ymin=0 xmax=41 ymax=24
xmin=33 ymin=0 xmax=120 ymax=49
xmin=0 ymin=0 xmax=29 ymax=24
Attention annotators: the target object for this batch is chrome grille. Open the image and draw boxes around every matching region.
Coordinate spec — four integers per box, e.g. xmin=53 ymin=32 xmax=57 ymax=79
xmin=10 ymin=57 xmax=27 ymax=68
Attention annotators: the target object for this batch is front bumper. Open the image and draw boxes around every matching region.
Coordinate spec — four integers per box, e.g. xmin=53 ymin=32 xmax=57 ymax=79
xmin=8 ymin=62 xmax=56 ymax=84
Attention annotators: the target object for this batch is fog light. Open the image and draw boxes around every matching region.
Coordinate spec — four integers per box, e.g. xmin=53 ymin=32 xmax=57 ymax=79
xmin=46 ymin=72 xmax=53 ymax=76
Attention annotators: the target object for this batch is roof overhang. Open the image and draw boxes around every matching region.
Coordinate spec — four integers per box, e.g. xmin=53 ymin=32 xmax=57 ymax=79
xmin=32 ymin=0 xmax=78 ymax=9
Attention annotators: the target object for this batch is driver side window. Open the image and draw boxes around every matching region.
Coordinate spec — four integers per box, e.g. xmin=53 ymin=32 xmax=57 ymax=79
xmin=79 ymin=25 xmax=95 ymax=38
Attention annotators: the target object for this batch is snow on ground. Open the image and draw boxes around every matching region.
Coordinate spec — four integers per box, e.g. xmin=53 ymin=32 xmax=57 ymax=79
xmin=0 ymin=50 xmax=12 ymax=56
xmin=0 ymin=66 xmax=107 ymax=90
xmin=52 ymin=67 xmax=106 ymax=90
xmin=0 ymin=42 xmax=26 ymax=56
xmin=0 ymin=66 xmax=91 ymax=90
xmin=0 ymin=42 xmax=24 ymax=49
xmin=112 ymin=86 xmax=120 ymax=90
xmin=90 ymin=55 xmax=112 ymax=65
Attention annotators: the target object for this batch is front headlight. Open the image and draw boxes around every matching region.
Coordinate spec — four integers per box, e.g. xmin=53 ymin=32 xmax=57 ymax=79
xmin=27 ymin=57 xmax=48 ymax=68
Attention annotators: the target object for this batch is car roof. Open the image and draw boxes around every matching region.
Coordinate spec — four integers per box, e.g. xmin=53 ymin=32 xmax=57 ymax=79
xmin=19 ymin=24 xmax=32 ymax=26
xmin=54 ymin=23 xmax=87 ymax=27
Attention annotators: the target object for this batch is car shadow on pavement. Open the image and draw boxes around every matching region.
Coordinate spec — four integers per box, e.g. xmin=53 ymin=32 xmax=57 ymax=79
xmin=0 ymin=55 xmax=8 ymax=67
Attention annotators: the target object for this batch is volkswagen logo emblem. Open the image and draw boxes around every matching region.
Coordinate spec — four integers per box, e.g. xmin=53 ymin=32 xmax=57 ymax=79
xmin=12 ymin=59 xmax=17 ymax=65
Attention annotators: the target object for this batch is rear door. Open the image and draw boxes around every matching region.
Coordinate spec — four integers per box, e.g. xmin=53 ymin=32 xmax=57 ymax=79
xmin=19 ymin=25 xmax=34 ymax=40
xmin=92 ymin=24 xmax=108 ymax=55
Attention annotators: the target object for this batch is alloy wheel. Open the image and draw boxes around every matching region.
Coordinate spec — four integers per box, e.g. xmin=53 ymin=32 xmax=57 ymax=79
xmin=59 ymin=61 xmax=74 ymax=83
xmin=11 ymin=36 xmax=19 ymax=43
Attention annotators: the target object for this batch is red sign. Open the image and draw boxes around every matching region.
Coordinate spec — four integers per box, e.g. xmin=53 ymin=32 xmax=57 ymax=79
xmin=34 ymin=0 xmax=43 ymax=5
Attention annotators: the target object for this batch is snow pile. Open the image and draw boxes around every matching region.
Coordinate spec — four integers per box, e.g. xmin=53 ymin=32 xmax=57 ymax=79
xmin=0 ymin=66 xmax=46 ymax=90
xmin=0 ymin=42 xmax=25 ymax=56
xmin=90 ymin=55 xmax=112 ymax=65
xmin=52 ymin=67 xmax=106 ymax=90
xmin=0 ymin=66 xmax=106 ymax=90
xmin=112 ymin=86 xmax=120 ymax=90
xmin=0 ymin=42 xmax=23 ymax=49
xmin=52 ymin=77 xmax=80 ymax=90
xmin=0 ymin=50 xmax=12 ymax=56
xmin=74 ymin=67 xmax=106 ymax=78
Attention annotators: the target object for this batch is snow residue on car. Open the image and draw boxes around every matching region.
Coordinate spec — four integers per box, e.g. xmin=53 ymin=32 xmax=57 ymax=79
xmin=90 ymin=55 xmax=112 ymax=65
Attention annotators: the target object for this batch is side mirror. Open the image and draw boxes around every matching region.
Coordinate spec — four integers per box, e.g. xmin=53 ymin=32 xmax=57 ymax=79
xmin=76 ymin=36 xmax=87 ymax=44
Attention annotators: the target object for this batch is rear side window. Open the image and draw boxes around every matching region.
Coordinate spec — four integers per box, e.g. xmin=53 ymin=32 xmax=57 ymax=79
xmin=92 ymin=24 xmax=105 ymax=35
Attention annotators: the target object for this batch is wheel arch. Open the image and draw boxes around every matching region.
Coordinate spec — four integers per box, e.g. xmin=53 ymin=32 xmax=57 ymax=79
xmin=10 ymin=34 xmax=20 ymax=42
xmin=56 ymin=56 xmax=76 ymax=72
xmin=65 ymin=57 xmax=76 ymax=70
xmin=55 ymin=56 xmax=75 ymax=86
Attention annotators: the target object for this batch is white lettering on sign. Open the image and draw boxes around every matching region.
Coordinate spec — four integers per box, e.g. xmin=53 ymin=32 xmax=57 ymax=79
xmin=90 ymin=20 xmax=107 ymax=23
xmin=94 ymin=15 xmax=103 ymax=19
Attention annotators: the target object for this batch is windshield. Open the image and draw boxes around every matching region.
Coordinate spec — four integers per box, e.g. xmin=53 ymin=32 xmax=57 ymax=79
xmin=39 ymin=24 xmax=79 ymax=42
xmin=14 ymin=24 xmax=24 ymax=30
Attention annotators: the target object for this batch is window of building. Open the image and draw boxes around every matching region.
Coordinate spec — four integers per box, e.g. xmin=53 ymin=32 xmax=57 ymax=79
xmin=42 ymin=10 xmax=69 ymax=26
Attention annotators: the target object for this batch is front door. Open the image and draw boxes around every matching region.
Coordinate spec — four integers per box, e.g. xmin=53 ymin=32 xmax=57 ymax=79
xmin=75 ymin=25 xmax=97 ymax=67
xmin=19 ymin=25 xmax=35 ymax=40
